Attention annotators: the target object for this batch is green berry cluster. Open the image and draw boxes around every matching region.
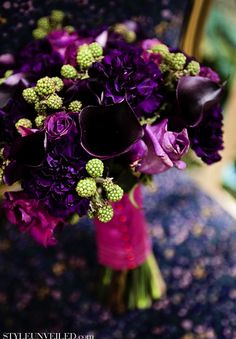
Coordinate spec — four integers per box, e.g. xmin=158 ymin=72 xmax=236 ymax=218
xmin=76 ymin=42 xmax=103 ymax=70
xmin=169 ymin=53 xmax=187 ymax=71
xmin=61 ymin=64 xmax=78 ymax=79
xmin=186 ymin=60 xmax=200 ymax=75
xmin=35 ymin=115 xmax=46 ymax=128
xmin=52 ymin=77 xmax=64 ymax=91
xmin=86 ymin=158 xmax=104 ymax=178
xmin=75 ymin=158 xmax=123 ymax=223
xmin=46 ymin=94 xmax=63 ymax=109
xmin=151 ymin=43 xmax=169 ymax=57
xmin=76 ymin=178 xmax=97 ymax=198
xmin=97 ymin=205 xmax=114 ymax=223
xmin=22 ymin=88 xmax=38 ymax=104
xmin=35 ymin=77 xmax=55 ymax=96
xmin=149 ymin=43 xmax=200 ymax=81
xmin=22 ymin=76 xmax=64 ymax=115
xmin=68 ymin=100 xmax=82 ymax=112
xmin=15 ymin=118 xmax=32 ymax=133
xmin=104 ymin=183 xmax=124 ymax=202
xmin=32 ymin=10 xmax=66 ymax=40
xmin=113 ymin=23 xmax=136 ymax=43
xmin=76 ymin=45 xmax=95 ymax=70
xmin=88 ymin=42 xmax=103 ymax=58
xmin=51 ymin=10 xmax=64 ymax=23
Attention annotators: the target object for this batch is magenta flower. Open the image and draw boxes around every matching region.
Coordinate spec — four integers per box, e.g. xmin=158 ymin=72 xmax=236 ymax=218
xmin=47 ymin=30 xmax=79 ymax=59
xmin=3 ymin=192 xmax=63 ymax=247
xmin=137 ymin=119 xmax=190 ymax=174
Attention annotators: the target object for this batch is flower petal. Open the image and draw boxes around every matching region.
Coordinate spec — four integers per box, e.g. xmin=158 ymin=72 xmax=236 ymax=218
xmin=177 ymin=76 xmax=223 ymax=127
xmin=79 ymin=100 xmax=143 ymax=158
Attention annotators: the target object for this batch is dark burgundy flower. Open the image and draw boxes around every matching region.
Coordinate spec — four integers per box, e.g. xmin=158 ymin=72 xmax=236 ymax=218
xmin=0 ymin=80 xmax=34 ymax=143
xmin=189 ymin=105 xmax=224 ymax=164
xmin=3 ymin=191 xmax=63 ymax=247
xmin=79 ymin=100 xmax=144 ymax=158
xmin=45 ymin=112 xmax=75 ymax=140
xmin=4 ymin=131 xmax=46 ymax=185
xmin=136 ymin=119 xmax=189 ymax=174
xmin=16 ymin=39 xmax=63 ymax=82
xmin=176 ymin=76 xmax=223 ymax=128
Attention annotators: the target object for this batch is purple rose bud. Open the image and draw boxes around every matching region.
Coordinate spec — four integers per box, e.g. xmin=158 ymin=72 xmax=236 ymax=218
xmin=138 ymin=119 xmax=190 ymax=174
xmin=45 ymin=112 xmax=75 ymax=140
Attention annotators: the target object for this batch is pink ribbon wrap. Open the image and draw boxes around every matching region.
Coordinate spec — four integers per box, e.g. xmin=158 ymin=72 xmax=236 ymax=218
xmin=94 ymin=186 xmax=151 ymax=270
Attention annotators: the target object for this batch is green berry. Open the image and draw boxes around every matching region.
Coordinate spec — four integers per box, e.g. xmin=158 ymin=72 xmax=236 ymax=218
xmin=37 ymin=17 xmax=50 ymax=31
xmin=87 ymin=210 xmax=95 ymax=219
xmin=22 ymin=88 xmax=38 ymax=104
xmin=76 ymin=45 xmax=95 ymax=69
xmin=65 ymin=25 xmax=75 ymax=33
xmin=0 ymin=148 xmax=4 ymax=159
xmin=169 ymin=52 xmax=186 ymax=71
xmin=86 ymin=159 xmax=104 ymax=178
xmin=152 ymin=44 xmax=169 ymax=57
xmin=32 ymin=28 xmax=47 ymax=40
xmin=15 ymin=118 xmax=32 ymax=131
xmin=35 ymin=101 xmax=47 ymax=114
xmin=89 ymin=42 xmax=103 ymax=58
xmin=52 ymin=77 xmax=64 ymax=92
xmin=68 ymin=100 xmax=82 ymax=112
xmin=186 ymin=60 xmax=200 ymax=75
xmin=61 ymin=64 xmax=78 ymax=79
xmin=159 ymin=63 xmax=169 ymax=73
xmin=46 ymin=94 xmax=63 ymax=110
xmin=76 ymin=178 xmax=97 ymax=198
xmin=35 ymin=77 xmax=55 ymax=97
xmin=4 ymin=70 xmax=13 ymax=78
xmin=0 ymin=167 xmax=4 ymax=184
xmin=51 ymin=10 xmax=64 ymax=23
xmin=106 ymin=184 xmax=123 ymax=202
xmin=69 ymin=213 xmax=80 ymax=225
xmin=97 ymin=205 xmax=114 ymax=223
xmin=35 ymin=115 xmax=46 ymax=128
xmin=124 ymin=30 xmax=136 ymax=43
xmin=102 ymin=179 xmax=113 ymax=191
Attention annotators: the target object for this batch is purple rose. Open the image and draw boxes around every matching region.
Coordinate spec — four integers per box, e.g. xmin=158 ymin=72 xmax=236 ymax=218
xmin=45 ymin=112 xmax=75 ymax=140
xmin=137 ymin=119 xmax=190 ymax=174
xmin=3 ymin=192 xmax=63 ymax=247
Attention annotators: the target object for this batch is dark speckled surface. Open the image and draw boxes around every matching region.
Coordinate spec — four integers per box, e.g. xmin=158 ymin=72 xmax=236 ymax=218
xmin=0 ymin=169 xmax=236 ymax=338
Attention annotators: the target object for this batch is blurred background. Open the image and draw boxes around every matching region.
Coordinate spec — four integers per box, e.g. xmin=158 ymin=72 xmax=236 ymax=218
xmin=188 ymin=0 xmax=236 ymax=220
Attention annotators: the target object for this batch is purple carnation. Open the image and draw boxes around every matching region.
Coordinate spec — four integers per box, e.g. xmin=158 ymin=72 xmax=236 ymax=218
xmin=189 ymin=105 xmax=224 ymax=164
xmin=16 ymin=39 xmax=63 ymax=82
xmin=20 ymin=118 xmax=90 ymax=218
xmin=88 ymin=48 xmax=163 ymax=116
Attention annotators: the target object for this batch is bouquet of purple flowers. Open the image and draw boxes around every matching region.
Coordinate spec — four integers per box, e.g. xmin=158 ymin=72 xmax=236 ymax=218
xmin=0 ymin=10 xmax=224 ymax=311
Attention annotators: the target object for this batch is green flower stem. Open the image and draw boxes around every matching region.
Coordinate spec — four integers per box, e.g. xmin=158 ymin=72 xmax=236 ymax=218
xmin=97 ymin=253 xmax=166 ymax=313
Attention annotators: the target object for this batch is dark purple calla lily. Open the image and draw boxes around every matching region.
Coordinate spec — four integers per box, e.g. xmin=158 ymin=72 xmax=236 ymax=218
xmin=79 ymin=100 xmax=144 ymax=158
xmin=176 ymin=76 xmax=224 ymax=127
xmin=4 ymin=131 xmax=46 ymax=185
xmin=6 ymin=131 xmax=46 ymax=167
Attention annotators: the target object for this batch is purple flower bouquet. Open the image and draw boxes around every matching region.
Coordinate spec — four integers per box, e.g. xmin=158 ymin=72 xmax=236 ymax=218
xmin=0 ymin=10 xmax=224 ymax=312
